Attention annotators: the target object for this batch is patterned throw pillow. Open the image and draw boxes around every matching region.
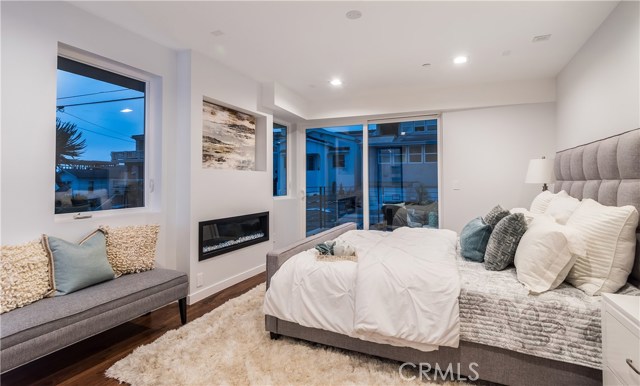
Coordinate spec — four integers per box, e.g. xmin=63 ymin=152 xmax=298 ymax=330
xmin=0 ymin=240 xmax=53 ymax=313
xmin=483 ymin=205 xmax=511 ymax=228
xmin=484 ymin=213 xmax=528 ymax=271
xmin=460 ymin=217 xmax=492 ymax=262
xmin=100 ymin=225 xmax=160 ymax=275
xmin=43 ymin=230 xmax=115 ymax=296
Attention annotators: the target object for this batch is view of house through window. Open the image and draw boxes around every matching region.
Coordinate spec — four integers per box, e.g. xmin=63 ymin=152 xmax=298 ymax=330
xmin=306 ymin=125 xmax=364 ymax=236
xmin=304 ymin=119 xmax=438 ymax=235
xmin=368 ymin=118 xmax=439 ymax=230
xmin=273 ymin=123 xmax=287 ymax=196
xmin=55 ymin=56 xmax=146 ymax=214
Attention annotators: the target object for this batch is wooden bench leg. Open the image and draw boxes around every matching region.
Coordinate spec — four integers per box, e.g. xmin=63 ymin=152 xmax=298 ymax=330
xmin=179 ymin=298 xmax=187 ymax=325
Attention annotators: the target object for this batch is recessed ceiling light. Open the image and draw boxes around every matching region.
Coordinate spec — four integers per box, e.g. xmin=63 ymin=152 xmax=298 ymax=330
xmin=211 ymin=30 xmax=225 ymax=37
xmin=346 ymin=10 xmax=362 ymax=20
xmin=329 ymin=78 xmax=343 ymax=86
xmin=120 ymin=108 xmax=133 ymax=113
xmin=532 ymin=34 xmax=551 ymax=43
xmin=453 ymin=55 xmax=469 ymax=64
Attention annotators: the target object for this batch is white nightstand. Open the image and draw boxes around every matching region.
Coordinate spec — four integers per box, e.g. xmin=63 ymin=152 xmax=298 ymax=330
xmin=602 ymin=294 xmax=640 ymax=386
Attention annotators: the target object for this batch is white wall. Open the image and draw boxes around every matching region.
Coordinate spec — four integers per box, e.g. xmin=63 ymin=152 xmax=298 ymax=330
xmin=1 ymin=2 xmax=178 ymax=269
xmin=271 ymin=121 xmax=302 ymax=249
xmin=441 ymin=103 xmax=556 ymax=233
xmin=1 ymin=3 xmax=281 ymax=304
xmin=180 ymin=50 xmax=274 ymax=303
xmin=556 ymin=1 xmax=640 ymax=149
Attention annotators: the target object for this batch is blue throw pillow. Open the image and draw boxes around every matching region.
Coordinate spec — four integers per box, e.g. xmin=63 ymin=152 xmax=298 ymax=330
xmin=460 ymin=217 xmax=492 ymax=262
xmin=43 ymin=230 xmax=115 ymax=296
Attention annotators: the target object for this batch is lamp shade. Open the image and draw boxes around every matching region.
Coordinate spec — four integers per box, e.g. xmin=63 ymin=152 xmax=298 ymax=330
xmin=525 ymin=158 xmax=555 ymax=184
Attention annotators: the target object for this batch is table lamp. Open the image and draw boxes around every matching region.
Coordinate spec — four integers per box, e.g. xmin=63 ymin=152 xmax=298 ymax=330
xmin=525 ymin=156 xmax=555 ymax=191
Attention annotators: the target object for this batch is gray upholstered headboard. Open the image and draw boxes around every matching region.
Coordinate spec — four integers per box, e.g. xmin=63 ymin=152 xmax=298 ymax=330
xmin=553 ymin=128 xmax=640 ymax=284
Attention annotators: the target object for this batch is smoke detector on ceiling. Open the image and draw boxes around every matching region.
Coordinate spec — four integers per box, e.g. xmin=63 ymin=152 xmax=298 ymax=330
xmin=532 ymin=34 xmax=551 ymax=43
xmin=346 ymin=10 xmax=362 ymax=20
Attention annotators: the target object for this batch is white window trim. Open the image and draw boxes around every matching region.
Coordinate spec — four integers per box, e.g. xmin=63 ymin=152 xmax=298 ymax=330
xmin=55 ymin=43 xmax=161 ymax=221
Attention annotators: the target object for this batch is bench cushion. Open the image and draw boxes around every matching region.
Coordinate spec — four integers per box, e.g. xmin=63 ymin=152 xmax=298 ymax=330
xmin=1 ymin=268 xmax=187 ymax=350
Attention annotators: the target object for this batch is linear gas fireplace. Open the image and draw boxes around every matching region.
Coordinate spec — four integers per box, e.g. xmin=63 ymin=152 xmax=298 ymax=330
xmin=199 ymin=212 xmax=269 ymax=261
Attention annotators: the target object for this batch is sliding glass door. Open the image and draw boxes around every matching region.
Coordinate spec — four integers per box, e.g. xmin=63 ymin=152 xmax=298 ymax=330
xmin=305 ymin=125 xmax=363 ymax=236
xmin=303 ymin=118 xmax=438 ymax=235
xmin=368 ymin=118 xmax=439 ymax=230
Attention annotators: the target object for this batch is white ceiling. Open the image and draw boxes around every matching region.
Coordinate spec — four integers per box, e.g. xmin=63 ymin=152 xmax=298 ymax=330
xmin=71 ymin=1 xmax=618 ymax=103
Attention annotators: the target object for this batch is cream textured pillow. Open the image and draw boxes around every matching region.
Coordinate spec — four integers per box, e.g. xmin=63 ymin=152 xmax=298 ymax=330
xmin=99 ymin=225 xmax=160 ymax=275
xmin=566 ymin=199 xmax=639 ymax=295
xmin=544 ymin=194 xmax=581 ymax=225
xmin=530 ymin=190 xmax=567 ymax=214
xmin=515 ymin=215 xmax=586 ymax=294
xmin=1 ymin=240 xmax=53 ymax=313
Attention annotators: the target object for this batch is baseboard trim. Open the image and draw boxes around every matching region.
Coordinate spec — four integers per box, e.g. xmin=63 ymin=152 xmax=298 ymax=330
xmin=187 ymin=264 xmax=265 ymax=305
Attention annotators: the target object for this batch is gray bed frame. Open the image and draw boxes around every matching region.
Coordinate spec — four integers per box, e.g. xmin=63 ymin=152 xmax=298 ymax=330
xmin=265 ymin=128 xmax=640 ymax=386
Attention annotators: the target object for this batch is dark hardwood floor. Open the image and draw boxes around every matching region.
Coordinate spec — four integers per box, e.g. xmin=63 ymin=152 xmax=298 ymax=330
xmin=1 ymin=272 xmax=266 ymax=386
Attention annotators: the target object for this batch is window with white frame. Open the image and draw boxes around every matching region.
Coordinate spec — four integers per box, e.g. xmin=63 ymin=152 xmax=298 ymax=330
xmin=424 ymin=143 xmax=438 ymax=163
xmin=55 ymin=55 xmax=147 ymax=214
xmin=378 ymin=148 xmax=403 ymax=164
xmin=407 ymin=145 xmax=423 ymax=163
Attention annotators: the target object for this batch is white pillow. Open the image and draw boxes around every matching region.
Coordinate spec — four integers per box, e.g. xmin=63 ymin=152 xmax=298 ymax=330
xmin=565 ymin=199 xmax=639 ymax=295
xmin=515 ymin=215 xmax=586 ymax=294
xmin=530 ymin=190 xmax=568 ymax=214
xmin=544 ymin=194 xmax=580 ymax=225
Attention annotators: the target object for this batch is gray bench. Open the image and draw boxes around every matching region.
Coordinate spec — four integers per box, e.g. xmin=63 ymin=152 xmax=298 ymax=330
xmin=0 ymin=268 xmax=188 ymax=373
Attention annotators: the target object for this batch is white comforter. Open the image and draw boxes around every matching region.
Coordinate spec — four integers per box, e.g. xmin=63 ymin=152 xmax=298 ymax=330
xmin=263 ymin=227 xmax=461 ymax=351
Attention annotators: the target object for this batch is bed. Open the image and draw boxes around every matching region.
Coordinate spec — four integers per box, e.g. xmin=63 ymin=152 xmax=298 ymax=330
xmin=264 ymin=128 xmax=640 ymax=386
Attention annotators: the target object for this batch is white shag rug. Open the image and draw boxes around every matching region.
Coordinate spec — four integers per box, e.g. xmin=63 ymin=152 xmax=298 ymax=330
xmin=106 ymin=284 xmax=466 ymax=386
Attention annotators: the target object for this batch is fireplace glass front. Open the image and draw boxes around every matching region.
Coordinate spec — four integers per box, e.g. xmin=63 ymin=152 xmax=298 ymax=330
xmin=199 ymin=212 xmax=269 ymax=261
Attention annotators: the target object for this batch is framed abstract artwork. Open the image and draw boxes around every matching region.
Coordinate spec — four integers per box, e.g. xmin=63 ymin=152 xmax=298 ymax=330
xmin=202 ymin=100 xmax=256 ymax=170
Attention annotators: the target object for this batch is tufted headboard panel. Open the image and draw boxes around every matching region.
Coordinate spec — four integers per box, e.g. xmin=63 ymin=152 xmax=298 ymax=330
xmin=554 ymin=128 xmax=640 ymax=283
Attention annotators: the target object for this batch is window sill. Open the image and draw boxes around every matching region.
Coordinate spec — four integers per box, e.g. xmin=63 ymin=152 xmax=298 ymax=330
xmin=54 ymin=207 xmax=159 ymax=223
xmin=273 ymin=195 xmax=295 ymax=201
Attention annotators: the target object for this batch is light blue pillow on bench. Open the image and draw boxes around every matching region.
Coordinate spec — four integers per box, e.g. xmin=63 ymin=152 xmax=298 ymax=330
xmin=460 ymin=217 xmax=492 ymax=262
xmin=43 ymin=230 xmax=115 ymax=296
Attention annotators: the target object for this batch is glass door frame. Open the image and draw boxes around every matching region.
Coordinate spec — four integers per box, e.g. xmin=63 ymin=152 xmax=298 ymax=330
xmin=297 ymin=114 xmax=442 ymax=234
